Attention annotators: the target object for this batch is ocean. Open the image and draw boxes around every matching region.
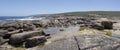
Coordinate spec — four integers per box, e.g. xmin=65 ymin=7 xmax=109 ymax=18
xmin=0 ymin=16 xmax=46 ymax=21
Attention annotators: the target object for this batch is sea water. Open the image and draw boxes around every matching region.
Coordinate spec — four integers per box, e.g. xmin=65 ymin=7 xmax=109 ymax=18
xmin=0 ymin=16 xmax=47 ymax=21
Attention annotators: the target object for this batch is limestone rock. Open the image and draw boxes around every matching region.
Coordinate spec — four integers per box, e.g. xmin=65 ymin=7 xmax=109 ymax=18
xmin=101 ymin=21 xmax=113 ymax=29
xmin=25 ymin=36 xmax=47 ymax=48
xmin=40 ymin=37 xmax=78 ymax=50
xmin=9 ymin=30 xmax=45 ymax=47
xmin=7 ymin=27 xmax=16 ymax=32
xmin=0 ymin=37 xmax=8 ymax=45
xmin=90 ymin=23 xmax=104 ymax=30
xmin=40 ymin=34 xmax=120 ymax=50
xmin=0 ymin=30 xmax=8 ymax=37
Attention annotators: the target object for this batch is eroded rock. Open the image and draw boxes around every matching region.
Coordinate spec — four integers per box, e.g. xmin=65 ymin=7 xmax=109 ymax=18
xmin=9 ymin=30 xmax=45 ymax=47
xmin=0 ymin=30 xmax=8 ymax=37
xmin=25 ymin=36 xmax=47 ymax=48
xmin=40 ymin=34 xmax=120 ymax=50
xmin=101 ymin=21 xmax=113 ymax=29
xmin=40 ymin=37 xmax=78 ymax=50
xmin=0 ymin=37 xmax=9 ymax=45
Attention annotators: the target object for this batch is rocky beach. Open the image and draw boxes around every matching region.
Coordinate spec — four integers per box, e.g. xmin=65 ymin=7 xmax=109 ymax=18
xmin=0 ymin=15 xmax=120 ymax=50
xmin=0 ymin=0 xmax=120 ymax=50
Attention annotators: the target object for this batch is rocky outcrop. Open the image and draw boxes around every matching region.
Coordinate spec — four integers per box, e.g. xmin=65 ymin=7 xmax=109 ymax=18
xmin=40 ymin=34 xmax=120 ymax=50
xmin=101 ymin=21 xmax=113 ymax=29
xmin=90 ymin=23 xmax=104 ymax=30
xmin=0 ymin=17 xmax=118 ymax=50
xmin=0 ymin=37 xmax=9 ymax=45
xmin=0 ymin=21 xmax=41 ymax=32
xmin=0 ymin=21 xmax=51 ymax=48
xmin=25 ymin=36 xmax=47 ymax=48
xmin=0 ymin=17 xmax=112 ymax=32
xmin=0 ymin=30 xmax=12 ymax=39
xmin=41 ymin=37 xmax=78 ymax=50
xmin=9 ymin=30 xmax=45 ymax=47
xmin=0 ymin=30 xmax=8 ymax=37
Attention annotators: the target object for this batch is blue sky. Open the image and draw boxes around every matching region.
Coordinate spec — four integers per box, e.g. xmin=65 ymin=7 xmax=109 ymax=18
xmin=0 ymin=0 xmax=120 ymax=16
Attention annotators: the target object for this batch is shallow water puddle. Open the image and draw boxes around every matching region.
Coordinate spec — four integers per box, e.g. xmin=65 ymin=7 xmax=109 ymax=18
xmin=44 ymin=25 xmax=80 ymax=35
xmin=44 ymin=25 xmax=120 ymax=39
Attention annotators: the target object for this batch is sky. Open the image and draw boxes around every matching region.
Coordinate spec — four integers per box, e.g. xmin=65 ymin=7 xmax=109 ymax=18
xmin=0 ymin=0 xmax=120 ymax=16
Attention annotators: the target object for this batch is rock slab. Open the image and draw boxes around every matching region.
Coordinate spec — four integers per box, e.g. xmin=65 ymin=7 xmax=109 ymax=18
xmin=39 ymin=34 xmax=120 ymax=50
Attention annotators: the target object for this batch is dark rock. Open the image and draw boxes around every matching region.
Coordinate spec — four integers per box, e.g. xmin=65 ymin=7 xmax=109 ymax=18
xmin=42 ymin=30 xmax=50 ymax=36
xmin=7 ymin=27 xmax=16 ymax=32
xmin=9 ymin=30 xmax=45 ymax=47
xmin=0 ymin=30 xmax=11 ymax=39
xmin=90 ymin=23 xmax=104 ymax=30
xmin=41 ymin=30 xmax=46 ymax=35
xmin=45 ymin=34 xmax=50 ymax=36
xmin=25 ymin=36 xmax=47 ymax=48
xmin=45 ymin=36 xmax=51 ymax=39
xmin=23 ymin=24 xmax=36 ymax=31
xmin=3 ymin=34 xmax=11 ymax=39
xmin=101 ymin=21 xmax=113 ymax=29
xmin=0 ymin=21 xmax=23 ymax=30
xmin=17 ymin=29 xmax=24 ymax=33
xmin=0 ymin=30 xmax=8 ymax=37
xmin=33 ymin=22 xmax=42 ymax=28
xmin=0 ymin=37 xmax=9 ymax=45
xmin=60 ymin=29 xmax=64 ymax=31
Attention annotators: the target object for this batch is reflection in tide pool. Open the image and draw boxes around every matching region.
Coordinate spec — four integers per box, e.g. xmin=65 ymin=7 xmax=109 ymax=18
xmin=44 ymin=25 xmax=80 ymax=35
xmin=44 ymin=25 xmax=120 ymax=39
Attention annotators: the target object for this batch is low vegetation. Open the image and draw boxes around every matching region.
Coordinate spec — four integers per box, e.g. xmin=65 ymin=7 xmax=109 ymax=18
xmin=79 ymin=27 xmax=112 ymax=36
xmin=60 ymin=11 xmax=120 ymax=17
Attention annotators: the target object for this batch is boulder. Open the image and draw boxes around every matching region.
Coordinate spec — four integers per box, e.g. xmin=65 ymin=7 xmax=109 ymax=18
xmin=9 ymin=30 xmax=45 ymax=47
xmin=59 ymin=29 xmax=64 ymax=31
xmin=33 ymin=22 xmax=43 ymax=28
xmin=23 ymin=24 xmax=36 ymax=31
xmin=0 ymin=30 xmax=15 ymax=39
xmin=101 ymin=21 xmax=113 ymax=29
xmin=25 ymin=36 xmax=47 ymax=48
xmin=0 ymin=21 xmax=23 ymax=30
xmin=90 ymin=23 xmax=104 ymax=30
xmin=7 ymin=27 xmax=16 ymax=32
xmin=17 ymin=29 xmax=24 ymax=33
xmin=0 ymin=30 xmax=8 ymax=37
xmin=42 ymin=30 xmax=50 ymax=36
xmin=77 ymin=21 xmax=84 ymax=24
xmin=3 ymin=34 xmax=11 ymax=39
xmin=0 ymin=37 xmax=9 ymax=45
